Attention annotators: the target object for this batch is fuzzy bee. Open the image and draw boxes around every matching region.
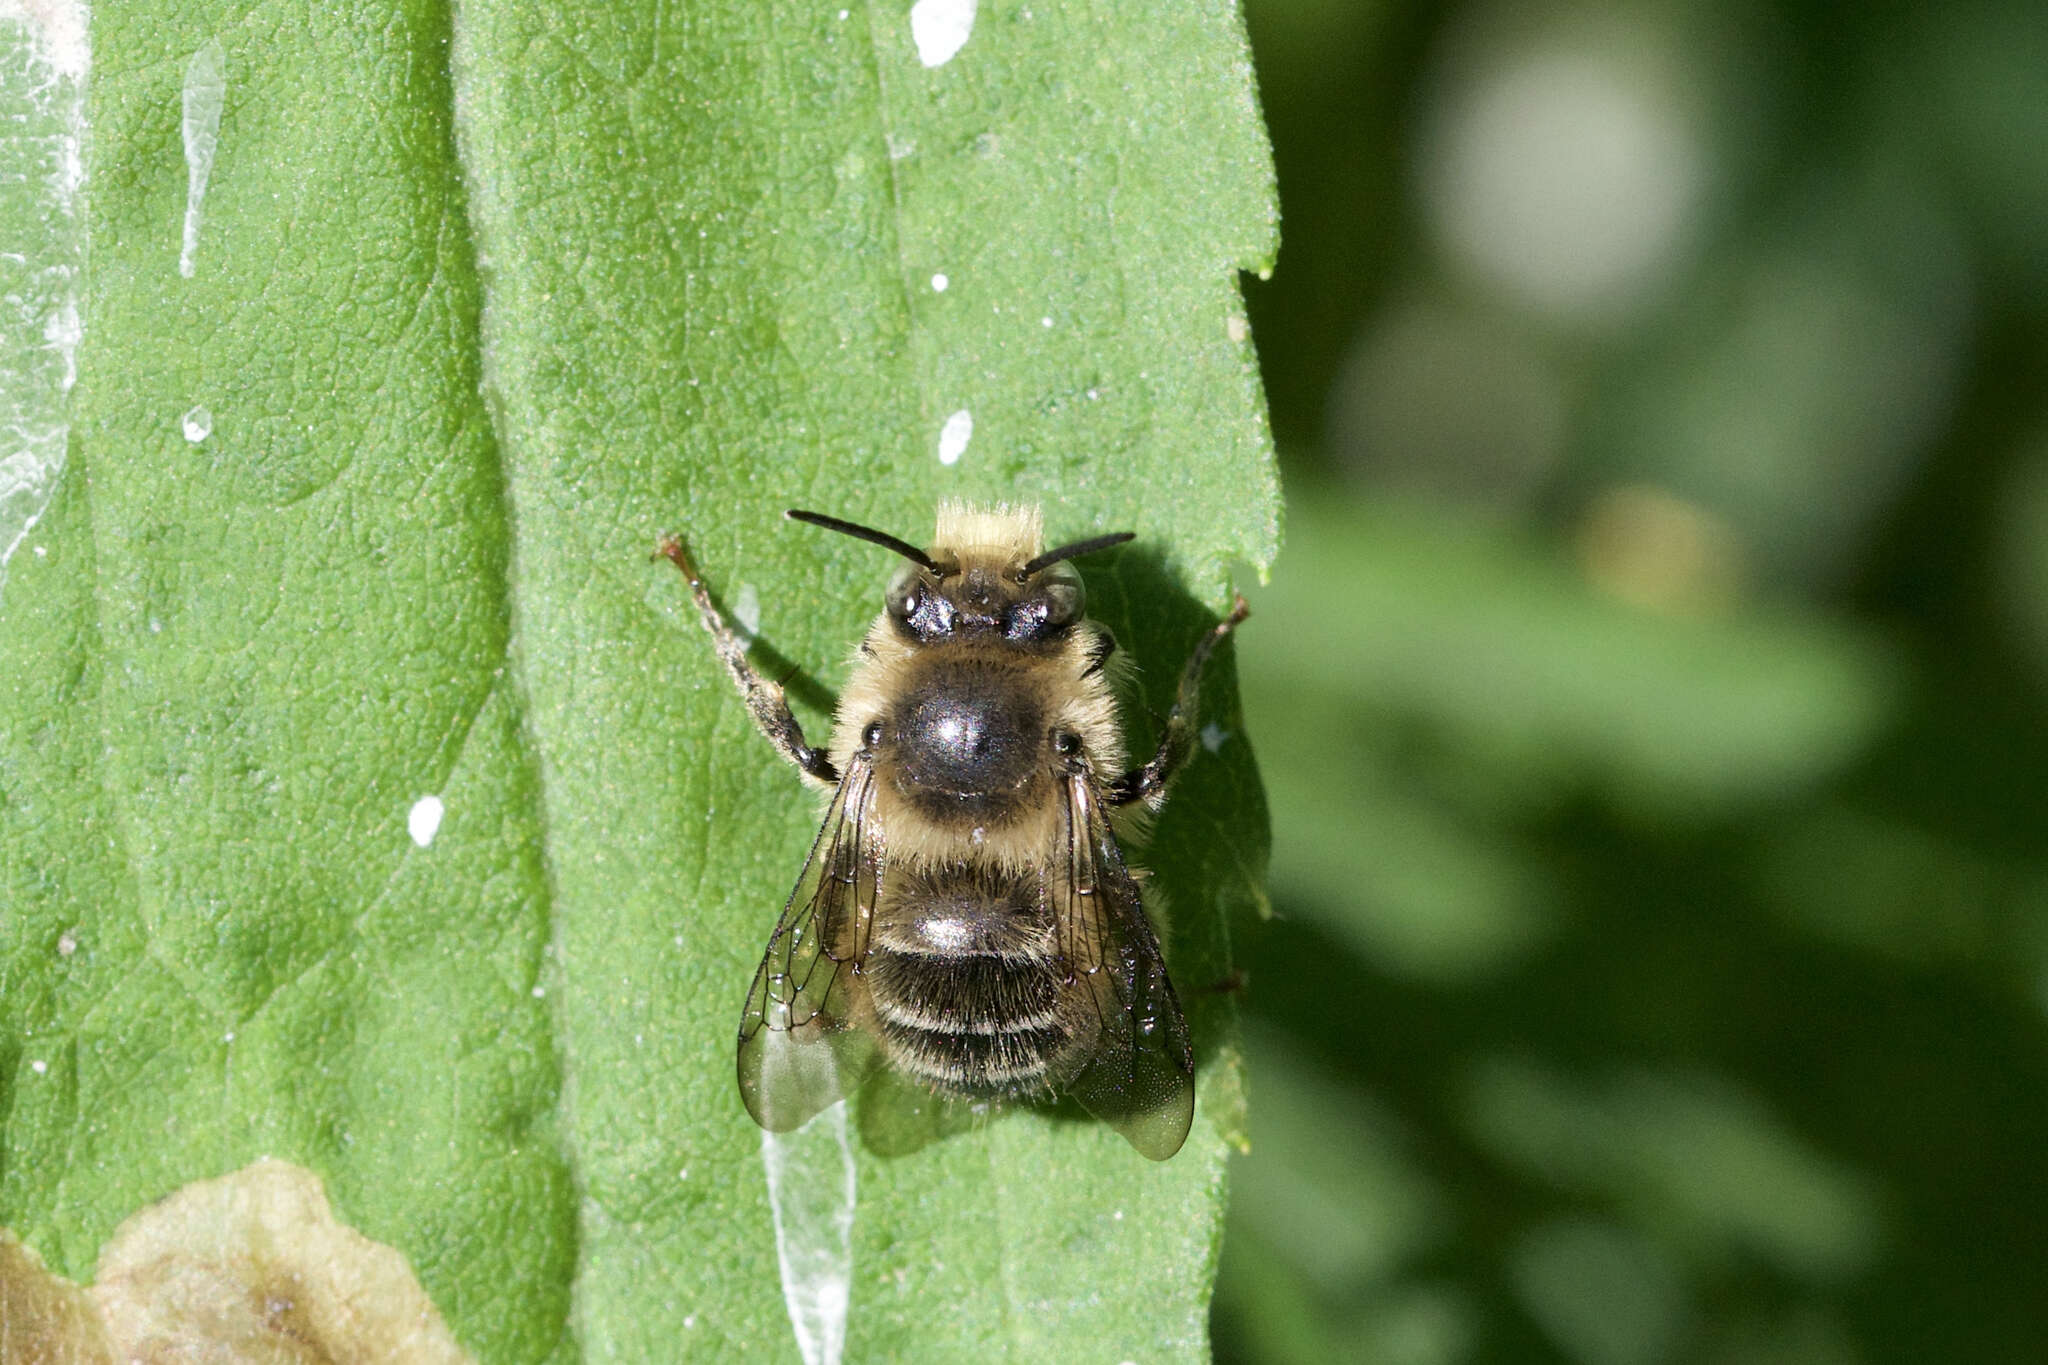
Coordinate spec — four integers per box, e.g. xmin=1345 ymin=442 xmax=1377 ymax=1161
xmin=657 ymin=502 xmax=1247 ymax=1159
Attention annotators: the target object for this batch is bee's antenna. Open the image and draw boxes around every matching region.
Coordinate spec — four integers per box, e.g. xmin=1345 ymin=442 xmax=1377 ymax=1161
xmin=786 ymin=509 xmax=942 ymax=573
xmin=1020 ymin=531 xmax=1135 ymax=579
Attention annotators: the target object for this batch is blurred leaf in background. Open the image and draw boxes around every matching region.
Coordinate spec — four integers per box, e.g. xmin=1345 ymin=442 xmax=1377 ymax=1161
xmin=1218 ymin=0 xmax=2048 ymax=1361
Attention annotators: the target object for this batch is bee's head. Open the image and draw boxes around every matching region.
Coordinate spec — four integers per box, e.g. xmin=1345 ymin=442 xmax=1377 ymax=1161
xmin=785 ymin=506 xmax=1131 ymax=645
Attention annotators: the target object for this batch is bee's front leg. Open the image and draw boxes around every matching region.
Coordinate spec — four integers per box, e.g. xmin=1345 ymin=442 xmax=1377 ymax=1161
xmin=1106 ymin=595 xmax=1250 ymax=807
xmin=656 ymin=534 xmax=840 ymax=786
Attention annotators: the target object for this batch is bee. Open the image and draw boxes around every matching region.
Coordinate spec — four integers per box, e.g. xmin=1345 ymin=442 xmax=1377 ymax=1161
xmin=657 ymin=502 xmax=1248 ymax=1160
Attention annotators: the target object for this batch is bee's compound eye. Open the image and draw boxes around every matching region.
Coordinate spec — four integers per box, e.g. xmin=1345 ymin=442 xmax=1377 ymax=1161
xmin=1053 ymin=730 xmax=1082 ymax=756
xmin=1007 ymin=562 xmax=1085 ymax=640
xmin=885 ymin=563 xmax=922 ymax=620
xmin=1039 ymin=563 xmax=1085 ymax=627
xmin=863 ymin=721 xmax=885 ymax=749
xmin=886 ymin=563 xmax=956 ymax=639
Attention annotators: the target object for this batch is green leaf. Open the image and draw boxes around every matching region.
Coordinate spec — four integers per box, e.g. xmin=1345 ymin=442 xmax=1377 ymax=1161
xmin=1238 ymin=485 xmax=1896 ymax=984
xmin=1 ymin=0 xmax=1277 ymax=1359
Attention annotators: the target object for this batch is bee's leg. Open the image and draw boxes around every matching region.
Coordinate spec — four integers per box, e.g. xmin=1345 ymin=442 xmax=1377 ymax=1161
xmin=655 ymin=534 xmax=840 ymax=785
xmin=1106 ymin=595 xmax=1250 ymax=807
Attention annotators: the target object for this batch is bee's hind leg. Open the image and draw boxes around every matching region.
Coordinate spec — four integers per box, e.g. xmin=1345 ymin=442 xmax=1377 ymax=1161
xmin=1106 ymin=595 xmax=1250 ymax=807
xmin=655 ymin=535 xmax=841 ymax=786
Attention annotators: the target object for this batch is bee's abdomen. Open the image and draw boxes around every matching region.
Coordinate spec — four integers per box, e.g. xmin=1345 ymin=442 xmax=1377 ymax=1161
xmin=864 ymin=871 xmax=1085 ymax=1095
xmin=867 ymin=947 xmax=1077 ymax=1093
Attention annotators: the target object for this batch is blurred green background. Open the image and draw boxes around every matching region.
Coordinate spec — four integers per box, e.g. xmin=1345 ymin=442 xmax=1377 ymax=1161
xmin=1212 ymin=1 xmax=2048 ymax=1362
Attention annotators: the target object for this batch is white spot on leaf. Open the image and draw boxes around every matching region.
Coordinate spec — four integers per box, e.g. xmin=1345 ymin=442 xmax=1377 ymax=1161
xmin=0 ymin=0 xmax=89 ymax=604
xmin=407 ymin=795 xmax=444 ymax=847
xmin=1200 ymin=722 xmax=1230 ymax=753
xmin=179 ymin=38 xmax=226 ymax=278
xmin=29 ymin=1059 xmax=46 ymax=1075
xmin=910 ymin=0 xmax=976 ymax=67
xmin=762 ymin=1102 xmax=858 ymax=1365
xmin=937 ymin=409 xmax=973 ymax=466
xmin=930 ymin=271 xmax=949 ymax=292
xmin=43 ymin=299 xmax=79 ymax=388
xmin=181 ymin=404 xmax=212 ymax=442
xmin=4 ymin=0 xmax=86 ymax=77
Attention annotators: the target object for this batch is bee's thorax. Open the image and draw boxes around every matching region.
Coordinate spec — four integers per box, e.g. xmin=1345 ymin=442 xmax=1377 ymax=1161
xmin=881 ymin=652 xmax=1050 ymax=826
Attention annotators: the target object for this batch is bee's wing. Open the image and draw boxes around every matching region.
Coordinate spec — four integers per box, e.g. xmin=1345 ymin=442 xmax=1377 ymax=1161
xmin=736 ymin=752 xmax=884 ymax=1132
xmin=1055 ymin=770 xmax=1196 ymax=1161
